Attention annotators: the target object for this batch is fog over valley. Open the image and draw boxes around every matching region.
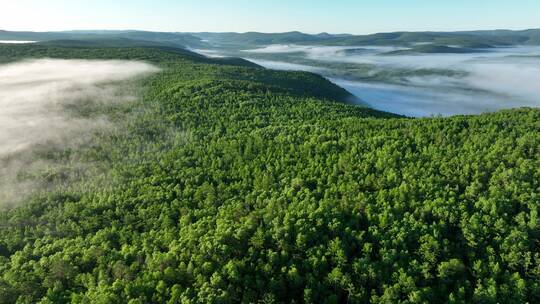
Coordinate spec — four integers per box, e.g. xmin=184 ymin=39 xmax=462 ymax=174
xmin=212 ymin=44 xmax=540 ymax=116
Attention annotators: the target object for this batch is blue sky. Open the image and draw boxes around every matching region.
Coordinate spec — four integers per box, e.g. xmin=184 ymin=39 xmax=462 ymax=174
xmin=2 ymin=0 xmax=540 ymax=34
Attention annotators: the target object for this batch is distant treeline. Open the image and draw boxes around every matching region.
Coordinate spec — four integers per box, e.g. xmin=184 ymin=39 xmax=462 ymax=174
xmin=1 ymin=28 xmax=540 ymax=49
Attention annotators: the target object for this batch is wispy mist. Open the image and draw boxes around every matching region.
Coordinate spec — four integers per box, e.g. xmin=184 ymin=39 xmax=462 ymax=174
xmin=465 ymin=60 xmax=540 ymax=101
xmin=0 ymin=59 xmax=159 ymax=207
xmin=0 ymin=59 xmax=158 ymax=155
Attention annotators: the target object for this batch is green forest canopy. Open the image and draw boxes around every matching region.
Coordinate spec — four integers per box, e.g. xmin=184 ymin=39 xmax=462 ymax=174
xmin=0 ymin=44 xmax=538 ymax=303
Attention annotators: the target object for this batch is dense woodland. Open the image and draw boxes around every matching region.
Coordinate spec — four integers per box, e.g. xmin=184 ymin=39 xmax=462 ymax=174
xmin=0 ymin=44 xmax=539 ymax=303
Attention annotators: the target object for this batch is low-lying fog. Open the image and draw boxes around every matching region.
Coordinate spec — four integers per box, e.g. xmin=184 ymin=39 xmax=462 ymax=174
xmin=241 ymin=45 xmax=540 ymax=116
xmin=0 ymin=40 xmax=36 ymax=44
xmin=0 ymin=59 xmax=158 ymax=155
xmin=0 ymin=59 xmax=159 ymax=206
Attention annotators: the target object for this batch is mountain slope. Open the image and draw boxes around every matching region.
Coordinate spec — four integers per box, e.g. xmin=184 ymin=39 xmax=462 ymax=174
xmin=0 ymin=43 xmax=261 ymax=68
xmin=0 ymin=45 xmax=538 ymax=303
xmin=192 ymin=31 xmax=328 ymax=47
xmin=383 ymin=44 xmax=484 ymax=55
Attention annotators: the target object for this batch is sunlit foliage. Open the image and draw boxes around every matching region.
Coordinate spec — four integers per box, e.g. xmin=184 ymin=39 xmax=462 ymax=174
xmin=0 ymin=45 xmax=538 ymax=303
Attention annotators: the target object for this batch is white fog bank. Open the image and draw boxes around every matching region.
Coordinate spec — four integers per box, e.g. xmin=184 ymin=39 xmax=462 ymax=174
xmin=239 ymin=45 xmax=540 ymax=116
xmin=0 ymin=59 xmax=159 ymax=155
xmin=0 ymin=59 xmax=159 ymax=206
xmin=0 ymin=40 xmax=36 ymax=44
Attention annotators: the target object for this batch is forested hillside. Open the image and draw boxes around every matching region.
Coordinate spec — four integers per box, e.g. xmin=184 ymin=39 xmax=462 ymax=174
xmin=0 ymin=45 xmax=539 ymax=303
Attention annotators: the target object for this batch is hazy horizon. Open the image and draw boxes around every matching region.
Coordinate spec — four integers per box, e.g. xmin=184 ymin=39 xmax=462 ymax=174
xmin=2 ymin=27 xmax=540 ymax=36
xmin=2 ymin=1 xmax=540 ymax=34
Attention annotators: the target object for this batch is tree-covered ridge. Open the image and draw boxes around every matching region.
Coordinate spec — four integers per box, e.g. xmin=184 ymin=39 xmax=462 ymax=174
xmin=213 ymin=29 xmax=540 ymax=48
xmin=0 ymin=30 xmax=206 ymax=48
xmin=0 ymin=44 xmax=259 ymax=68
xmin=2 ymin=29 xmax=540 ymax=50
xmin=382 ymin=44 xmax=484 ymax=55
xmin=0 ymin=45 xmax=539 ymax=303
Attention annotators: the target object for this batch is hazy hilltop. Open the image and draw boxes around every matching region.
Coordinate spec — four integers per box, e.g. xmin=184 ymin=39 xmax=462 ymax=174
xmin=192 ymin=31 xmax=344 ymax=47
xmin=0 ymin=30 xmax=206 ymax=48
xmin=309 ymin=29 xmax=540 ymax=47
xmin=2 ymin=29 xmax=540 ymax=49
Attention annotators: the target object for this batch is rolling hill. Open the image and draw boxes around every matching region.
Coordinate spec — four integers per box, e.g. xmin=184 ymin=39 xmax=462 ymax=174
xmin=0 ymin=44 xmax=538 ymax=303
xmin=191 ymin=29 xmax=540 ymax=48
xmin=0 ymin=30 xmax=207 ymax=48
xmin=2 ymin=29 xmax=540 ymax=51
xmin=382 ymin=44 xmax=485 ymax=55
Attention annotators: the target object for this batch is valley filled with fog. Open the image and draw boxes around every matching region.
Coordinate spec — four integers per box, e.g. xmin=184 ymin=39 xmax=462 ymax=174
xmin=197 ymin=44 xmax=540 ymax=116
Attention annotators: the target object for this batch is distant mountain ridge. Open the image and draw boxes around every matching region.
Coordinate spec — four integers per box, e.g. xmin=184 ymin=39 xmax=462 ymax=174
xmin=1 ymin=29 xmax=540 ymax=50
xmin=191 ymin=29 xmax=540 ymax=48
xmin=0 ymin=30 xmax=206 ymax=48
